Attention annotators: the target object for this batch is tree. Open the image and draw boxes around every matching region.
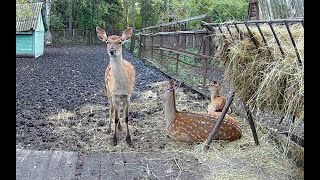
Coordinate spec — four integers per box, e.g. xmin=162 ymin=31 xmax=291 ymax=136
xmin=129 ymin=0 xmax=136 ymax=53
xmin=45 ymin=0 xmax=52 ymax=45
xmin=124 ymin=0 xmax=130 ymax=27
xmin=67 ymin=0 xmax=73 ymax=32
xmin=139 ymin=0 xmax=153 ymax=28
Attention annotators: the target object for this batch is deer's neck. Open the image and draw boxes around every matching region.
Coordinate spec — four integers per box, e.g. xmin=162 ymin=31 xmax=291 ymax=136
xmin=109 ymin=55 xmax=124 ymax=71
xmin=109 ymin=55 xmax=131 ymax=96
xmin=164 ymin=90 xmax=177 ymax=128
xmin=211 ymin=89 xmax=219 ymax=100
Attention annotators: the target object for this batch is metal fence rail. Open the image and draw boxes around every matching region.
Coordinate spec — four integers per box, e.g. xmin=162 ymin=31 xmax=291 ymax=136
xmin=201 ymin=18 xmax=304 ymax=66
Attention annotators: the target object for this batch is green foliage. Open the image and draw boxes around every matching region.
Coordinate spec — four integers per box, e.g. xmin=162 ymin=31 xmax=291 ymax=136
xmin=16 ymin=0 xmax=37 ymax=3
xmin=209 ymin=0 xmax=248 ymax=23
xmin=124 ymin=38 xmax=140 ymax=57
xmin=47 ymin=0 xmax=248 ymax=31
xmin=50 ymin=0 xmax=124 ymax=30
xmin=50 ymin=13 xmax=65 ymax=29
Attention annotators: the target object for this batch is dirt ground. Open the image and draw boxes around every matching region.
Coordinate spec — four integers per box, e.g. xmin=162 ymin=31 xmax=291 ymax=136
xmin=16 ymin=45 xmax=304 ymax=179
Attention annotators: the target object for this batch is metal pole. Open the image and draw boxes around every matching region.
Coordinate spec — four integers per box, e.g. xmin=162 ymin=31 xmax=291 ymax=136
xmin=204 ymin=91 xmax=235 ymax=150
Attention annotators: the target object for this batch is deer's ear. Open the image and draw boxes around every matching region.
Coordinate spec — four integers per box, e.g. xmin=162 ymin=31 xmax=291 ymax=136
xmin=121 ymin=27 xmax=132 ymax=43
xmin=96 ymin=26 xmax=108 ymax=41
xmin=169 ymin=79 xmax=175 ymax=88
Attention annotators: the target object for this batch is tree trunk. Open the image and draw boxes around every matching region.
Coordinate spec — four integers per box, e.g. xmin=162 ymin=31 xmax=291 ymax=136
xmin=124 ymin=0 xmax=129 ymax=28
xmin=129 ymin=0 xmax=136 ymax=53
xmin=45 ymin=0 xmax=52 ymax=45
xmin=67 ymin=0 xmax=73 ymax=35
xmin=259 ymin=0 xmax=304 ymax=19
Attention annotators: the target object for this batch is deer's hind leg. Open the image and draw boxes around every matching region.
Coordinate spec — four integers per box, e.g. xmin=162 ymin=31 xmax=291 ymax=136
xmin=106 ymin=98 xmax=113 ymax=134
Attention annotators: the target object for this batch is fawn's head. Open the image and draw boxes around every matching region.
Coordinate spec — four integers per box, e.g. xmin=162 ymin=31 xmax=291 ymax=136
xmin=162 ymin=79 xmax=175 ymax=101
xmin=206 ymin=80 xmax=220 ymax=92
xmin=96 ymin=26 xmax=132 ymax=56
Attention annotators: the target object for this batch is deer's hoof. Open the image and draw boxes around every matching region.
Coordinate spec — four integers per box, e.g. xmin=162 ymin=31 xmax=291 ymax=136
xmin=112 ymin=137 xmax=117 ymax=146
xmin=106 ymin=127 xmax=111 ymax=134
xmin=117 ymin=123 xmax=122 ymax=131
xmin=126 ymin=135 xmax=133 ymax=147
xmin=97 ymin=120 xmax=105 ymax=127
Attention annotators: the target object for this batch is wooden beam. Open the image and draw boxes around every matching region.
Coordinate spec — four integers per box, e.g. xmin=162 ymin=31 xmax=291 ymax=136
xmin=153 ymin=46 xmax=213 ymax=59
xmin=140 ymin=14 xmax=209 ymax=31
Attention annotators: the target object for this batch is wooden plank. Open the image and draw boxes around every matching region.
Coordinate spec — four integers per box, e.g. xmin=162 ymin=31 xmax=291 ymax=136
xmin=16 ymin=150 xmax=52 ymax=180
xmin=141 ymin=14 xmax=208 ymax=31
xmin=82 ymin=152 xmax=127 ymax=180
xmin=204 ymin=18 xmax=304 ymax=27
xmin=122 ymin=152 xmax=144 ymax=179
xmin=16 ymin=149 xmax=23 ymax=157
xmin=150 ymin=30 xmax=206 ymax=36
xmin=46 ymin=151 xmax=78 ymax=180
xmin=81 ymin=153 xmax=103 ymax=179
xmin=100 ymin=153 xmax=126 ymax=180
xmin=16 ymin=149 xmax=32 ymax=178
xmin=142 ymin=153 xmax=175 ymax=179
xmin=154 ymin=46 xmax=213 ymax=59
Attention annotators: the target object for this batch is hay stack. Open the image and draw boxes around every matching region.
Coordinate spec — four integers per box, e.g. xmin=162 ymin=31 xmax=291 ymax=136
xmin=214 ymin=23 xmax=304 ymax=123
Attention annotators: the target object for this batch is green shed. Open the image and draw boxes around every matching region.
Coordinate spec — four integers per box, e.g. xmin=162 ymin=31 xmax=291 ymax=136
xmin=16 ymin=2 xmax=45 ymax=58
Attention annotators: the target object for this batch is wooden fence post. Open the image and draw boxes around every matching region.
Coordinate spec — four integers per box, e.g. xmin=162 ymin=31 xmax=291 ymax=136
xmin=176 ymin=54 xmax=180 ymax=75
xmin=151 ymin=28 xmax=154 ymax=61
xmin=139 ymin=33 xmax=142 ymax=59
xmin=72 ymin=29 xmax=75 ymax=44
xmin=160 ymin=34 xmax=164 ymax=68
xmin=201 ymin=36 xmax=210 ymax=87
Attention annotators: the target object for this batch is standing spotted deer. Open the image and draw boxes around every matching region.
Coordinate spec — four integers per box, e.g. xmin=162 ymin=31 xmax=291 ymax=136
xmin=162 ymin=80 xmax=241 ymax=143
xmin=96 ymin=26 xmax=136 ymax=146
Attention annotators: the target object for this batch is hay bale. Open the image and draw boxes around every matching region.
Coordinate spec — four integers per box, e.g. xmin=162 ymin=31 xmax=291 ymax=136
xmin=213 ymin=23 xmax=304 ymax=123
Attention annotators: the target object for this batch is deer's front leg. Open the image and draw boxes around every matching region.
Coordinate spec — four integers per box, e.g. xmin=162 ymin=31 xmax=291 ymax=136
xmin=106 ymin=99 xmax=113 ymax=134
xmin=123 ymin=96 xmax=133 ymax=147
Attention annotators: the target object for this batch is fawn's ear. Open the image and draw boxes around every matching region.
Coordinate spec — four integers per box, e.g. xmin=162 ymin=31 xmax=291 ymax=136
xmin=96 ymin=26 xmax=108 ymax=41
xmin=212 ymin=79 xmax=217 ymax=84
xmin=212 ymin=80 xmax=219 ymax=86
xmin=121 ymin=27 xmax=132 ymax=43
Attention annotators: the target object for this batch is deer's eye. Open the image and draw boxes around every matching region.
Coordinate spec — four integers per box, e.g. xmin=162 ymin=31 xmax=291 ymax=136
xmin=106 ymin=41 xmax=109 ymax=44
xmin=118 ymin=41 xmax=122 ymax=44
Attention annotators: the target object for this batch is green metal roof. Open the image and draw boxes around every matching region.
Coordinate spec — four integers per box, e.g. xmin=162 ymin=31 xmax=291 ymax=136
xmin=16 ymin=2 xmax=43 ymax=32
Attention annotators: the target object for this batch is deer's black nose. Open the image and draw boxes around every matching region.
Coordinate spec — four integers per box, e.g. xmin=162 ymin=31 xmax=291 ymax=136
xmin=109 ymin=49 xmax=116 ymax=55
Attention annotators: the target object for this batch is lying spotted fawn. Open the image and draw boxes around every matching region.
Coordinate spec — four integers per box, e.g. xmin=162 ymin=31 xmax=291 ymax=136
xmin=162 ymin=80 xmax=241 ymax=143
xmin=96 ymin=26 xmax=136 ymax=146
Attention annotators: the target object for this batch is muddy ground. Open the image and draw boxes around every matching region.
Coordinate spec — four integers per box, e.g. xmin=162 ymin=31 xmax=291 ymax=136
xmin=16 ymin=45 xmax=211 ymax=152
xmin=16 ymin=45 xmax=303 ymax=179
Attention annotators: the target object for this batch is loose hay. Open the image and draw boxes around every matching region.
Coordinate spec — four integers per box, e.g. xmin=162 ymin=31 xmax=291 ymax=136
xmin=38 ymin=81 xmax=303 ymax=179
xmin=214 ymin=23 xmax=304 ymax=124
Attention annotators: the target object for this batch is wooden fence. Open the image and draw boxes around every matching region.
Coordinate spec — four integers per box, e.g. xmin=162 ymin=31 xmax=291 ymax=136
xmin=51 ymin=29 xmax=121 ymax=45
xmin=139 ymin=14 xmax=214 ymax=88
